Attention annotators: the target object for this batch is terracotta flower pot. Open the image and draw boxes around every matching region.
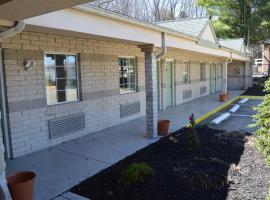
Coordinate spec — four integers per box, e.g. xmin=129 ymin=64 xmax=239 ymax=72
xmin=7 ymin=171 xmax=36 ymax=200
xmin=219 ymin=93 xmax=229 ymax=102
xmin=158 ymin=120 xmax=170 ymax=136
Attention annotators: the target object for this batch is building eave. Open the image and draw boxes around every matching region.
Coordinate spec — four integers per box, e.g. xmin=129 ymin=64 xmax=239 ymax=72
xmin=74 ymin=5 xmax=198 ymax=42
xmin=75 ymin=5 xmax=248 ymax=58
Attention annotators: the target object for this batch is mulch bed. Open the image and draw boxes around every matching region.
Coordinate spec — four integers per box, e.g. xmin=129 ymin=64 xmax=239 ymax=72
xmin=70 ymin=127 xmax=270 ymax=200
xmin=243 ymin=77 xmax=269 ymax=96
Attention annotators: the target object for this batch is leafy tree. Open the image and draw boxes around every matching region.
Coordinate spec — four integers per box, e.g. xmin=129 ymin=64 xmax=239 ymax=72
xmin=251 ymin=0 xmax=270 ymax=42
xmin=197 ymin=0 xmax=270 ymax=44
xmin=251 ymin=78 xmax=270 ymax=165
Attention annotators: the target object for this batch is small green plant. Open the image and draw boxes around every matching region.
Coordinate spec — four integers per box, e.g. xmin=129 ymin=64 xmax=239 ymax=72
xmin=120 ymin=162 xmax=154 ymax=186
xmin=185 ymin=113 xmax=200 ymax=150
xmin=250 ymin=78 xmax=270 ymax=165
xmin=266 ymin=186 xmax=270 ymax=200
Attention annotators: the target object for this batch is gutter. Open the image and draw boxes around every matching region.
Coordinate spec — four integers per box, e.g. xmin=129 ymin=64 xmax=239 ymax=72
xmin=220 ymin=46 xmax=249 ymax=60
xmin=0 ymin=20 xmax=25 ymax=42
xmin=0 ymin=20 xmax=25 ymax=159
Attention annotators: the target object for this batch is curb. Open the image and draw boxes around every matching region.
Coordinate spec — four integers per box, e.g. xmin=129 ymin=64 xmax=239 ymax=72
xmin=239 ymin=95 xmax=265 ymax=100
xmin=194 ymin=96 xmax=240 ymax=125
xmin=186 ymin=95 xmax=265 ymax=127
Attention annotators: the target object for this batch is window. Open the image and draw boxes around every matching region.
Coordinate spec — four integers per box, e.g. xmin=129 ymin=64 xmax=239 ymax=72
xmin=200 ymin=62 xmax=206 ymax=82
xmin=183 ymin=61 xmax=191 ymax=84
xmin=44 ymin=53 xmax=79 ymax=105
xmin=119 ymin=57 xmax=137 ymax=94
xmin=220 ymin=64 xmax=223 ymax=79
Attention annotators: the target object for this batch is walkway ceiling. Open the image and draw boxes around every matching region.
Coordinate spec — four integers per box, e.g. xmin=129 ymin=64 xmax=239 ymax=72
xmin=0 ymin=0 xmax=93 ymax=21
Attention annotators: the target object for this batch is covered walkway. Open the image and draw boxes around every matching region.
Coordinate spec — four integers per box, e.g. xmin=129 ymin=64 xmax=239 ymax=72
xmin=6 ymin=90 xmax=243 ymax=200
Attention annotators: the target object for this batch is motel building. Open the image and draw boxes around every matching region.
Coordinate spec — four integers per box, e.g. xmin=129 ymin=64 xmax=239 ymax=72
xmin=0 ymin=0 xmax=252 ymax=198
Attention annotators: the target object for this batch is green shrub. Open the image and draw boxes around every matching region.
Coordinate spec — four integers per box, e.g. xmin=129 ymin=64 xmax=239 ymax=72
xmin=120 ymin=162 xmax=154 ymax=186
xmin=266 ymin=186 xmax=270 ymax=200
xmin=186 ymin=113 xmax=200 ymax=150
xmin=251 ymin=78 xmax=270 ymax=165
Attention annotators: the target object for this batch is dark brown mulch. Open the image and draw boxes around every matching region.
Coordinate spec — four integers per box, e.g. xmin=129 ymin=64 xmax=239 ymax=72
xmin=243 ymin=77 xmax=269 ymax=96
xmin=70 ymin=127 xmax=269 ymax=200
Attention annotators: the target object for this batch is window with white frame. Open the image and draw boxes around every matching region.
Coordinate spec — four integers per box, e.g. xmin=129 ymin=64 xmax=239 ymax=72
xmin=183 ymin=61 xmax=191 ymax=84
xmin=200 ymin=62 xmax=206 ymax=82
xmin=119 ymin=57 xmax=137 ymax=94
xmin=44 ymin=53 xmax=79 ymax=105
xmin=221 ymin=64 xmax=224 ymax=78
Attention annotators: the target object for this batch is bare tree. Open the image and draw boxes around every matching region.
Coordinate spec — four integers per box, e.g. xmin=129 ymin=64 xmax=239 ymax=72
xmin=91 ymin=0 xmax=114 ymax=8
xmin=90 ymin=0 xmax=206 ymax=22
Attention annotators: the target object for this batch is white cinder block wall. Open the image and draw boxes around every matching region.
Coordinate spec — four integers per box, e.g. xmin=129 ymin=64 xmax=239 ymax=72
xmin=1 ymin=31 xmax=146 ymax=158
xmin=160 ymin=49 xmax=224 ymax=109
xmin=1 ymin=31 xmax=229 ymax=157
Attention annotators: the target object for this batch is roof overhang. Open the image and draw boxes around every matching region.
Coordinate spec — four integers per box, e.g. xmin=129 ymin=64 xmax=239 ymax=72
xmin=0 ymin=0 xmax=93 ymax=21
xmin=24 ymin=5 xmax=250 ymax=62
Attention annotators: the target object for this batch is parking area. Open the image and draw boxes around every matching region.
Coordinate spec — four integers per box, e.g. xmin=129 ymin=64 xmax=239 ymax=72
xmin=201 ymin=98 xmax=263 ymax=133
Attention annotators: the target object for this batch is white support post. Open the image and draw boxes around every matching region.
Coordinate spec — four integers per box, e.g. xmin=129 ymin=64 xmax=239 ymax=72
xmin=141 ymin=45 xmax=158 ymax=139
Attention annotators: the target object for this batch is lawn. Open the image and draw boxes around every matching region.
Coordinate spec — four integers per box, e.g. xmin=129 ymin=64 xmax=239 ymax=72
xmin=70 ymin=126 xmax=270 ymax=200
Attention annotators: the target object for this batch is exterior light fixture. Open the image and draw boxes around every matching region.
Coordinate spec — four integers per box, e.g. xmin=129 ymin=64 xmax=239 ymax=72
xmin=23 ymin=58 xmax=36 ymax=70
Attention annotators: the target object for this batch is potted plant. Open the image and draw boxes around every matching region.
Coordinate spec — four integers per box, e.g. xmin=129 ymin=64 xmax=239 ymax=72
xmin=219 ymin=93 xmax=229 ymax=102
xmin=7 ymin=171 xmax=36 ymax=200
xmin=158 ymin=120 xmax=170 ymax=136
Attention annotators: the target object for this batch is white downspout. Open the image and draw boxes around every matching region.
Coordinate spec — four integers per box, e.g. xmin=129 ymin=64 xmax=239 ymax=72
xmin=0 ymin=21 xmax=25 ymax=42
xmin=223 ymin=51 xmax=233 ymax=95
xmin=156 ymin=32 xmax=166 ymax=59
xmin=0 ymin=20 xmax=25 ymax=200
xmin=0 ymin=49 xmax=10 ymax=159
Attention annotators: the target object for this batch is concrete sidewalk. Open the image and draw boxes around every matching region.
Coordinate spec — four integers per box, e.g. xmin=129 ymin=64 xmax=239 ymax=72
xmin=6 ymin=90 xmax=243 ymax=200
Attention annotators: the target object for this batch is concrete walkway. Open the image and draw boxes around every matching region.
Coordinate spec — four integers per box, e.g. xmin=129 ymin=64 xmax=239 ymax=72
xmin=6 ymin=90 xmax=243 ymax=200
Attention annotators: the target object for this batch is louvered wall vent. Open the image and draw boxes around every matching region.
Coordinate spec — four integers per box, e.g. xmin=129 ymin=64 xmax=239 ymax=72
xmin=49 ymin=114 xmax=85 ymax=139
xmin=121 ymin=101 xmax=140 ymax=118
xmin=183 ymin=90 xmax=192 ymax=100
xmin=200 ymin=86 xmax=207 ymax=95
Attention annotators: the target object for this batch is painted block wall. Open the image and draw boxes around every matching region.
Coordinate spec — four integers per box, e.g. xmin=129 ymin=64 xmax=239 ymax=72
xmin=0 ymin=31 xmax=146 ymax=157
xmin=227 ymin=63 xmax=245 ymax=90
xmin=159 ymin=49 xmax=224 ymax=109
xmin=0 ymin=31 xmax=241 ymax=157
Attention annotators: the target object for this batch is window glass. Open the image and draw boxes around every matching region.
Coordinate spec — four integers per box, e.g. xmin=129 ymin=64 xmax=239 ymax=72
xmin=119 ymin=57 xmax=137 ymax=94
xmin=200 ymin=62 xmax=206 ymax=82
xmin=44 ymin=54 xmax=79 ymax=105
xmin=183 ymin=61 xmax=191 ymax=84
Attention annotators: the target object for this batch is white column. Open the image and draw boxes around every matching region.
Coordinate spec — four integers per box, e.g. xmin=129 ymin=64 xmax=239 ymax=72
xmin=141 ymin=45 xmax=158 ymax=139
xmin=221 ymin=62 xmax=228 ymax=94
